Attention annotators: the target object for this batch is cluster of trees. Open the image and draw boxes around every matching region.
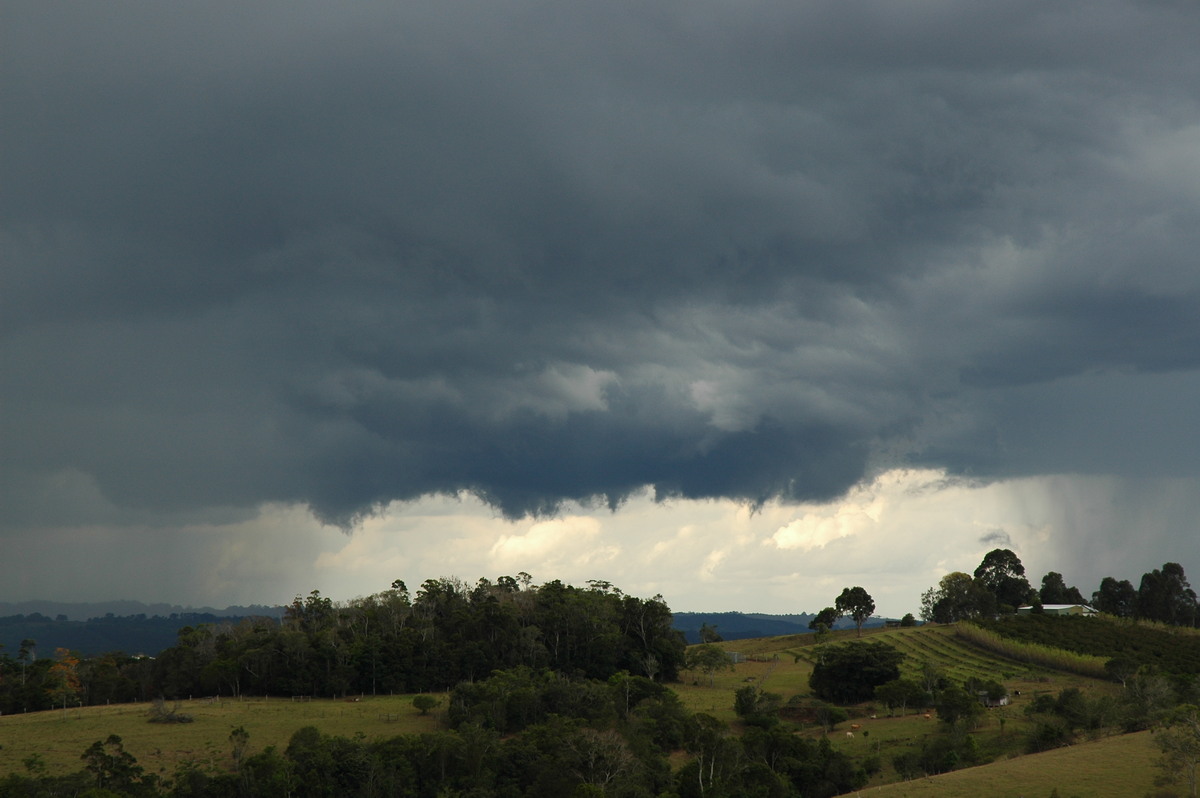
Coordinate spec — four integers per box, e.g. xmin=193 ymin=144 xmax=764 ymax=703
xmin=0 ymin=577 xmax=686 ymax=714
xmin=0 ymin=642 xmax=155 ymax=715
xmin=807 ymin=586 xmax=882 ymax=640
xmin=803 ymin=641 xmax=997 ymax=778
xmin=919 ymin=550 xmax=1199 ymax=627
xmin=151 ymin=577 xmax=686 ymax=701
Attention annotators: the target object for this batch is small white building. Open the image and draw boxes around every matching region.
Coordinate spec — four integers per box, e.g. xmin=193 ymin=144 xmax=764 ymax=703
xmin=1016 ymin=604 xmax=1098 ymax=617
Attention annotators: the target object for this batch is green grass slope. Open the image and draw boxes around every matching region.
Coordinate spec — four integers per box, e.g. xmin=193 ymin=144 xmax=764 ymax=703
xmin=835 ymin=729 xmax=1159 ymax=797
xmin=0 ymin=694 xmax=443 ymax=777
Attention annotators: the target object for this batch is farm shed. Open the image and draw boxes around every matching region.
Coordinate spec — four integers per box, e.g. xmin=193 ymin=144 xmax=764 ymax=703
xmin=1016 ymin=604 xmax=1098 ymax=617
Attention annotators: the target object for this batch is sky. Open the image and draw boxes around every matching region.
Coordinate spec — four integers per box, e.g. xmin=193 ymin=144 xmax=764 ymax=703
xmin=3 ymin=1 xmax=1200 ymax=618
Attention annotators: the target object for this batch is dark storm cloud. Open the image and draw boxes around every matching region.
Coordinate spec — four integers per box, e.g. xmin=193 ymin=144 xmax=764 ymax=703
xmin=4 ymin=1 xmax=1200 ymax=527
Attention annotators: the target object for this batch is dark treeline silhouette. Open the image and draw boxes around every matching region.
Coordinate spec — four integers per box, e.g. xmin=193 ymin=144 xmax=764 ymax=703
xmin=0 ymin=576 xmax=686 ymax=714
xmin=921 ymin=551 xmax=1199 ymax=628
xmin=0 ymin=612 xmax=250 ymax=661
xmin=154 ymin=576 xmax=685 ymax=701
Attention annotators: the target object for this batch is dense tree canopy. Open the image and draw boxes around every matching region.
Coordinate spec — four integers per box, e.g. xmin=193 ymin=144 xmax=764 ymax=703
xmin=973 ymin=549 xmax=1034 ymax=612
xmin=1039 ymin=572 xmax=1086 ymax=605
xmin=809 ymin=641 xmax=904 ymax=704
xmin=0 ymin=577 xmax=688 ymax=712
xmin=1136 ymin=563 xmax=1199 ymax=627
xmin=1093 ymin=577 xmax=1137 ymax=618
xmin=921 ymin=572 xmax=996 ymax=624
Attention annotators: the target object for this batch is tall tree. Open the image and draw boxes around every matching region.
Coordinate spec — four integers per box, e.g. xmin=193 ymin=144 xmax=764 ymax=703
xmin=973 ymin=549 xmax=1034 ymax=612
xmin=808 ymin=606 xmax=840 ymax=632
xmin=1137 ymin=563 xmax=1199 ymax=627
xmin=698 ymin=622 xmax=723 ymax=643
xmin=924 ymin=572 xmax=995 ymax=623
xmin=835 ymin=587 xmax=876 ymax=637
xmin=1093 ymin=576 xmax=1137 ymax=618
xmin=1039 ymin=572 xmax=1086 ymax=605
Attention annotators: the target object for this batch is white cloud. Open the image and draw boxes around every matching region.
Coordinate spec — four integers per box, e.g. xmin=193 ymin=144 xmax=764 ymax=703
xmin=4 ymin=471 xmax=1197 ymax=622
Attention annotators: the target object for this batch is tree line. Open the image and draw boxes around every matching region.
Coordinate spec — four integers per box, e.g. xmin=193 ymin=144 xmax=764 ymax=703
xmin=0 ymin=576 xmax=687 ymax=714
xmin=918 ymin=550 xmax=1199 ymax=626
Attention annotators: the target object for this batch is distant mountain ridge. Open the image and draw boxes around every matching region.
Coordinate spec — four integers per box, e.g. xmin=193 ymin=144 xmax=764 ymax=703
xmin=0 ymin=601 xmax=285 ymax=658
xmin=672 ymin=611 xmax=888 ymax=643
xmin=0 ymin=600 xmax=283 ymax=622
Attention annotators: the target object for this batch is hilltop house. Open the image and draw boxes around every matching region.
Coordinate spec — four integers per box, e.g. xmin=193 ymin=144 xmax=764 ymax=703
xmin=1016 ymin=604 xmax=1098 ymax=617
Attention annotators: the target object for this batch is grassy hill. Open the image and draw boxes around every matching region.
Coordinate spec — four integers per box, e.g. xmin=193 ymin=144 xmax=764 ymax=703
xmin=0 ymin=694 xmax=444 ymax=777
xmin=0 ymin=620 xmax=1174 ymax=796
xmin=837 ymin=730 xmax=1158 ymax=797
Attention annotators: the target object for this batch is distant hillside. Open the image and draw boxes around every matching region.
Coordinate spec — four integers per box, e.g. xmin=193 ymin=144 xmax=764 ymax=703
xmin=0 ymin=602 xmax=284 ymax=657
xmin=0 ymin=599 xmax=283 ymax=622
xmin=672 ymin=611 xmax=888 ymax=643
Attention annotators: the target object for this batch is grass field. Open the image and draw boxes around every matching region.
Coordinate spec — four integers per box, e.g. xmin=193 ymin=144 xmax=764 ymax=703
xmin=833 ymin=730 xmax=1160 ymax=797
xmin=0 ymin=622 xmax=1154 ymax=796
xmin=0 ymin=694 xmax=444 ymax=777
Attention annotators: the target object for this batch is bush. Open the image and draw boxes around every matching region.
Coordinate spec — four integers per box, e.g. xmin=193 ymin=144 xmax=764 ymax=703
xmin=809 ymin=642 xmax=904 ymax=704
xmin=147 ymin=697 xmax=193 ymax=723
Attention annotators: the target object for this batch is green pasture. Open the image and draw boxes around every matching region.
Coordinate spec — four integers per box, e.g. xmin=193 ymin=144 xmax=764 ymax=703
xmin=0 ymin=694 xmax=443 ymax=777
xmin=0 ymin=622 xmax=1140 ymax=791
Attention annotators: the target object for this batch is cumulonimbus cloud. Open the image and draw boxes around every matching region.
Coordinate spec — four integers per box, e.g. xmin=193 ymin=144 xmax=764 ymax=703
xmin=4 ymin=1 xmax=1200 ymax=529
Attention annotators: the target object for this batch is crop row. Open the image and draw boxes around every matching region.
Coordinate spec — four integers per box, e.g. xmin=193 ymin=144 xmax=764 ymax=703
xmin=971 ymin=615 xmax=1200 ymax=675
xmin=886 ymin=630 xmax=1026 ymax=681
xmin=954 ymin=623 xmax=1109 ymax=679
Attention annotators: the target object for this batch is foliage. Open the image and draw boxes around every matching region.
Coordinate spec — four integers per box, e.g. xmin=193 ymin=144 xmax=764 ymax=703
xmin=1093 ymin=576 xmax=1137 ymax=618
xmin=80 ymin=735 xmax=151 ymax=796
xmin=147 ymin=697 xmax=193 ymax=724
xmin=733 ymin=684 xmax=782 ymax=728
xmin=1039 ymin=572 xmax=1086 ymax=605
xmin=934 ymin=685 xmax=983 ymax=727
xmin=685 ymin=644 xmax=733 ymax=687
xmin=1154 ymin=704 xmax=1200 ymax=798
xmin=1137 ymin=563 xmax=1200 ymax=627
xmin=921 ymin=572 xmax=996 ymax=624
xmin=808 ymin=606 xmax=840 ymax=632
xmin=893 ymin=729 xmax=987 ymax=778
xmin=698 ymin=622 xmax=723 ymax=643
xmin=0 ymin=685 xmax=865 ymax=798
xmin=973 ymin=549 xmax=1035 ymax=612
xmin=447 ymin=667 xmax=615 ymax=734
xmin=875 ymin=678 xmax=929 ymax=716
xmin=835 ymin=587 xmax=876 ymax=637
xmin=809 ymin=641 xmax=904 ymax=704
xmin=954 ymin=622 xmax=1110 ymax=679
xmin=967 ymin=614 xmax=1200 ymax=676
xmin=46 ymin=647 xmax=83 ymax=708
xmin=410 ymin=694 xmax=438 ymax=715
xmin=1022 ymin=686 xmax=1120 ymax=752
xmin=134 ymin=577 xmax=687 ymax=702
